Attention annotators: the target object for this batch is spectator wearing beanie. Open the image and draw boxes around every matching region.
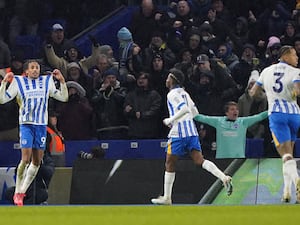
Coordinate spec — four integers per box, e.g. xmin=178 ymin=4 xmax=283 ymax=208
xmin=263 ymin=36 xmax=282 ymax=67
xmin=117 ymin=26 xmax=141 ymax=81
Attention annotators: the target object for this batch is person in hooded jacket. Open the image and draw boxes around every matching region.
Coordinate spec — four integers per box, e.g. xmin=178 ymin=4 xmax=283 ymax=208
xmin=90 ymin=67 xmax=128 ymax=139
xmin=216 ymin=42 xmax=239 ymax=72
xmin=56 ymin=81 xmax=94 ymax=140
xmin=124 ymin=71 xmax=162 ymax=139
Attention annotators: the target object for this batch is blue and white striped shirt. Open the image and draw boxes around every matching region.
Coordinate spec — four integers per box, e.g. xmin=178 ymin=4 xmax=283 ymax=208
xmin=0 ymin=75 xmax=68 ymax=125
xmin=167 ymin=87 xmax=199 ymax=138
xmin=257 ymin=62 xmax=300 ymax=114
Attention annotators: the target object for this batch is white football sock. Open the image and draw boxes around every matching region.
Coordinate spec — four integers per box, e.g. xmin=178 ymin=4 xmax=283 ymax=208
xmin=282 ymin=161 xmax=292 ymax=194
xmin=20 ymin=163 xmax=39 ymax=194
xmin=164 ymin=171 xmax=175 ymax=199
xmin=202 ymin=160 xmax=226 ymax=181
xmin=284 ymin=159 xmax=299 ymax=186
xmin=15 ymin=161 xmax=28 ymax=193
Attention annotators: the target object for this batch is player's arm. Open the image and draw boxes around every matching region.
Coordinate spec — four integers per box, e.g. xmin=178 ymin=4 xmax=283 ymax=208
xmin=50 ymin=69 xmax=68 ymax=102
xmin=243 ymin=111 xmax=268 ymax=127
xmin=0 ymin=72 xmax=17 ymax=104
xmin=193 ymin=114 xmax=219 ymax=127
xmin=163 ymin=102 xmax=189 ymax=126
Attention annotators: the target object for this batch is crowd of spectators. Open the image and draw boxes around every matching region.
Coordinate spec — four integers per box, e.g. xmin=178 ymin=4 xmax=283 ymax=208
xmin=1 ymin=0 xmax=300 ymax=157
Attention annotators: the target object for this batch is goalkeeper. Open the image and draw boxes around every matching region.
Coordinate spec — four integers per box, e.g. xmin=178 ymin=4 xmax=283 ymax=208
xmin=194 ymin=101 xmax=268 ymax=158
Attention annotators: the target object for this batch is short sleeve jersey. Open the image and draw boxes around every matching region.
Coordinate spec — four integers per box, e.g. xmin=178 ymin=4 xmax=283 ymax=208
xmin=256 ymin=62 xmax=300 ymax=114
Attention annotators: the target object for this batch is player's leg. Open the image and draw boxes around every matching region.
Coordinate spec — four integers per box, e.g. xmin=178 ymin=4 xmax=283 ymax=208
xmin=20 ymin=125 xmax=46 ymax=195
xmin=151 ymin=138 xmax=180 ymax=205
xmin=191 ymin=150 xmax=233 ymax=195
xmin=270 ymin=113 xmax=300 ymax=203
xmin=151 ymin=153 xmax=178 ymax=205
xmin=15 ymin=148 xmax=31 ymax=193
xmin=20 ymin=149 xmax=43 ymax=194
xmin=14 ymin=125 xmax=34 ymax=206
xmin=13 ymin=148 xmax=32 ymax=206
xmin=275 ymin=141 xmax=294 ymax=202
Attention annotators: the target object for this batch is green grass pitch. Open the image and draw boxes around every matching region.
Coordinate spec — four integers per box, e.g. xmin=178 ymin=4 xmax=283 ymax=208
xmin=1 ymin=204 xmax=299 ymax=225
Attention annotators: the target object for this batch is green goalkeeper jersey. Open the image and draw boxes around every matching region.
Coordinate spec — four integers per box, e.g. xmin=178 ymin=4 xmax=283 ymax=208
xmin=194 ymin=111 xmax=268 ymax=158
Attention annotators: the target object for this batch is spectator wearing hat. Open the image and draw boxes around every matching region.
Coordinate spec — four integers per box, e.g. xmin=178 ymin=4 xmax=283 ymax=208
xmin=142 ymin=30 xmax=176 ymax=70
xmin=44 ymin=36 xmax=101 ymax=78
xmin=262 ymin=36 xmax=282 ymax=67
xmin=66 ymin=62 xmax=93 ymax=99
xmin=231 ymin=43 xmax=260 ymax=98
xmin=90 ymin=67 xmax=128 ymax=140
xmin=56 ymin=81 xmax=94 ymax=140
xmin=190 ymin=54 xmax=239 ymax=114
xmin=117 ymin=26 xmax=142 ymax=83
xmin=124 ymin=71 xmax=162 ymax=139
xmin=43 ymin=23 xmax=75 ymax=59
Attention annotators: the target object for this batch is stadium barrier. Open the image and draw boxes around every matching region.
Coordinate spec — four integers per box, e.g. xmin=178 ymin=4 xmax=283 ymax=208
xmin=1 ymin=139 xmax=300 ymax=204
xmin=0 ymin=138 xmax=280 ymax=168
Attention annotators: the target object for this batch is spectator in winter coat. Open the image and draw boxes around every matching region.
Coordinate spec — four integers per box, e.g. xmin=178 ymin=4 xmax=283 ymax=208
xmin=90 ymin=67 xmax=128 ymax=139
xmin=124 ymin=71 xmax=162 ymax=139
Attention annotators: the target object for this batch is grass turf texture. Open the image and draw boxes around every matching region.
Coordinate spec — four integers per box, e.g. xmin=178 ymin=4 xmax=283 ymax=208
xmin=1 ymin=205 xmax=299 ymax=225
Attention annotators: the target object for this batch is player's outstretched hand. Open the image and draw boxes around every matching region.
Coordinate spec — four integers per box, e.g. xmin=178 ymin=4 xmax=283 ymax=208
xmin=52 ymin=69 xmax=65 ymax=84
